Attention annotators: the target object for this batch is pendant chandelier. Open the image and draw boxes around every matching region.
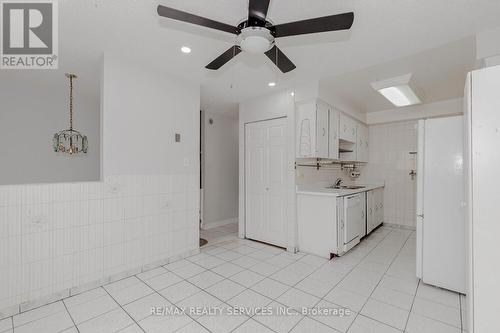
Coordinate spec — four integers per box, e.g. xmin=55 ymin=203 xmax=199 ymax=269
xmin=53 ymin=73 xmax=88 ymax=154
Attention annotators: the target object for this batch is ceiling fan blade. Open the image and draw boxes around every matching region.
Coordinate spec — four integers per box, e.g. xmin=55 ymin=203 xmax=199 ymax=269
xmin=206 ymin=46 xmax=242 ymax=70
xmin=157 ymin=5 xmax=238 ymax=35
xmin=248 ymin=0 xmax=270 ymax=25
xmin=273 ymin=12 xmax=354 ymax=38
xmin=265 ymin=46 xmax=296 ymax=73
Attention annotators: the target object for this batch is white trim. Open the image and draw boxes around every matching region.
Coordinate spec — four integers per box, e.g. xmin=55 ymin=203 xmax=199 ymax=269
xmin=383 ymin=222 xmax=417 ymax=231
xmin=201 ymin=218 xmax=238 ymax=230
xmin=366 ymin=98 xmax=463 ymax=125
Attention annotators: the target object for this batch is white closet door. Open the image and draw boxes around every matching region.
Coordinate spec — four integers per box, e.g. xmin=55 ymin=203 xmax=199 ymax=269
xmin=245 ymin=118 xmax=287 ymax=247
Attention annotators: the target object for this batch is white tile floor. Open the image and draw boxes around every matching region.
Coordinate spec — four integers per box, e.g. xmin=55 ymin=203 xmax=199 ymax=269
xmin=200 ymin=224 xmax=239 ymax=246
xmin=1 ymin=226 xmax=466 ymax=333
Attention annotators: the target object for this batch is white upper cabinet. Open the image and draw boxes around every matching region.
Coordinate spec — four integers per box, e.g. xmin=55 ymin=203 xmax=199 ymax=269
xmin=328 ymin=108 xmax=340 ymax=160
xmin=357 ymin=123 xmax=369 ymax=163
xmin=296 ymin=99 xmax=368 ymax=162
xmin=316 ymin=102 xmax=329 ymax=158
xmin=339 ymin=113 xmax=357 ymax=143
xmin=296 ymin=99 xmax=330 ymax=159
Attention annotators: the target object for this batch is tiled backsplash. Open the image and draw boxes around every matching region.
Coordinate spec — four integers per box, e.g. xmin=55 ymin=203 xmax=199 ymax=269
xmin=296 ymin=120 xmax=418 ymax=229
xmin=0 ymin=174 xmax=199 ymax=317
xmin=359 ymin=121 xmax=418 ymax=229
xmin=296 ymin=164 xmax=353 ymax=186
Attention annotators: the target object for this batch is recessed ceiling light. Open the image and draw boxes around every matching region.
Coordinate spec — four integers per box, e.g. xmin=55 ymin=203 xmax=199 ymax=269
xmin=377 ymin=86 xmax=420 ymax=107
xmin=370 ymin=74 xmax=421 ymax=107
xmin=291 ymin=92 xmax=295 ymax=96
xmin=268 ymin=82 xmax=276 ymax=87
xmin=181 ymin=46 xmax=191 ymax=54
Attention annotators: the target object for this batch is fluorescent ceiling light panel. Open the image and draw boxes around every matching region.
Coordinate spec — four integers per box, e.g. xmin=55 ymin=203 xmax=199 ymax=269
xmin=371 ymin=74 xmax=421 ymax=107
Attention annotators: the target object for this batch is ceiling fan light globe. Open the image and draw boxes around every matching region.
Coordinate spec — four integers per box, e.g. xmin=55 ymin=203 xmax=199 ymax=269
xmin=238 ymin=27 xmax=274 ymax=54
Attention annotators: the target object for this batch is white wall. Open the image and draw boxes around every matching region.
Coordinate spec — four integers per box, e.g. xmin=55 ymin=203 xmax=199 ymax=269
xmin=202 ymin=111 xmax=239 ymax=228
xmin=239 ymin=89 xmax=296 ymax=251
xmin=102 ymin=57 xmax=199 ymax=176
xmin=359 ymin=121 xmax=418 ymax=229
xmin=294 ymin=80 xmax=367 ymax=123
xmin=366 ymin=98 xmax=463 ymax=125
xmin=476 ymin=27 xmax=500 ymax=61
xmin=0 ymin=73 xmax=100 ymax=185
xmin=0 ymin=56 xmax=200 ymax=318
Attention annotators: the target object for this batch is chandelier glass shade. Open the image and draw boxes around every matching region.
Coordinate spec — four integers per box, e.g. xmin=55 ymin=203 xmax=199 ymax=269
xmin=53 ymin=73 xmax=88 ymax=154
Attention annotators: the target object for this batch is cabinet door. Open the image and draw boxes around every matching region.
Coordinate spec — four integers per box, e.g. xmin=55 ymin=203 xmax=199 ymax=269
xmin=361 ymin=192 xmax=367 ymax=237
xmin=371 ymin=188 xmax=383 ymax=228
xmin=296 ymin=101 xmax=316 ymax=158
xmin=366 ymin=191 xmax=375 ymax=234
xmin=328 ymin=108 xmax=339 ymax=160
xmin=316 ymin=103 xmax=329 ymax=158
xmin=357 ymin=124 xmax=369 ymax=162
xmin=339 ymin=114 xmax=357 ymax=143
xmin=374 ymin=190 xmax=380 ymax=229
xmin=377 ymin=188 xmax=384 ymax=226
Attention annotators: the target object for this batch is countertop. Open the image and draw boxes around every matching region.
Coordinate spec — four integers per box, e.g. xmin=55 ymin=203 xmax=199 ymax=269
xmin=296 ymin=182 xmax=384 ymax=197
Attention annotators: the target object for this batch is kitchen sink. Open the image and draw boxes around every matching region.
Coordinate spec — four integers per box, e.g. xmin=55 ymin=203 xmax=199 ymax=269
xmin=326 ymin=185 xmax=366 ymax=190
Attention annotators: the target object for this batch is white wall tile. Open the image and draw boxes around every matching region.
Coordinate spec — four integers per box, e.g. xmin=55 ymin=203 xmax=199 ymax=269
xmin=0 ymin=173 xmax=199 ymax=315
xmin=359 ymin=121 xmax=418 ymax=228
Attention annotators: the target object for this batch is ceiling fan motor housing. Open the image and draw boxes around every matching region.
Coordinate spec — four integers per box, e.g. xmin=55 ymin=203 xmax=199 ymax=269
xmin=238 ymin=26 xmax=275 ymax=54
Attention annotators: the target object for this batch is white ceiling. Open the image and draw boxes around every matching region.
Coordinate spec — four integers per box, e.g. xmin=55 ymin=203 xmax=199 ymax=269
xmin=320 ymin=36 xmax=477 ymax=113
xmin=3 ymin=0 xmax=500 ymax=114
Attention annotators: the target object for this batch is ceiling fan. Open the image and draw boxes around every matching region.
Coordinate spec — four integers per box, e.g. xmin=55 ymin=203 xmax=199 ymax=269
xmin=157 ymin=0 xmax=354 ymax=73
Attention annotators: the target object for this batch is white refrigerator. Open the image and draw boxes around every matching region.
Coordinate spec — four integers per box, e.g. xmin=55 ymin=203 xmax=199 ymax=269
xmin=463 ymin=65 xmax=500 ymax=333
xmin=416 ymin=116 xmax=466 ymax=293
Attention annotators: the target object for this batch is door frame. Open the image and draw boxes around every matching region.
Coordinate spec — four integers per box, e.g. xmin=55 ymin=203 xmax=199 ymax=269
xmin=243 ymin=116 xmax=289 ymax=248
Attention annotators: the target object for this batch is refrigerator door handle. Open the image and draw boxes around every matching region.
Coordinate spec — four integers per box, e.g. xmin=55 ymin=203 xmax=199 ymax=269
xmin=417 ymin=214 xmax=424 ymax=218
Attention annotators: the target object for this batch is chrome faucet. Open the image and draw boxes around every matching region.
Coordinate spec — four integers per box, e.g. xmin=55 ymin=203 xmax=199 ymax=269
xmin=335 ymin=178 xmax=343 ymax=187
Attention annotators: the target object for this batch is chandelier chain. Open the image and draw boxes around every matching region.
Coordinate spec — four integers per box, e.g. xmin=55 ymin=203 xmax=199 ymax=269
xmin=69 ymin=75 xmax=73 ymax=130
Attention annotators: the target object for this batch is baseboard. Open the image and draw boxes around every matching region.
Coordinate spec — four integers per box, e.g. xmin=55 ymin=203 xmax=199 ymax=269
xmin=384 ymin=222 xmax=416 ymax=231
xmin=202 ymin=218 xmax=238 ymax=230
xmin=0 ymin=248 xmax=199 ymax=320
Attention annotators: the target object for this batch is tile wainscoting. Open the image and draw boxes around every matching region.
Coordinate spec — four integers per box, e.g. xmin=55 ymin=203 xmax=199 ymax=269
xmin=360 ymin=121 xmax=418 ymax=229
xmin=0 ymin=173 xmax=200 ymax=319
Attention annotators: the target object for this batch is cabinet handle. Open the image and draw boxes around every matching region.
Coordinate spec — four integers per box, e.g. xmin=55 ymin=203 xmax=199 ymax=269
xmin=322 ymin=128 xmax=326 ymax=137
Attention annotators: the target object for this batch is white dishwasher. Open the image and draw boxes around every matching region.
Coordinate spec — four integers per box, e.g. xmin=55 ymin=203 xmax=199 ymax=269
xmin=342 ymin=193 xmax=366 ymax=252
